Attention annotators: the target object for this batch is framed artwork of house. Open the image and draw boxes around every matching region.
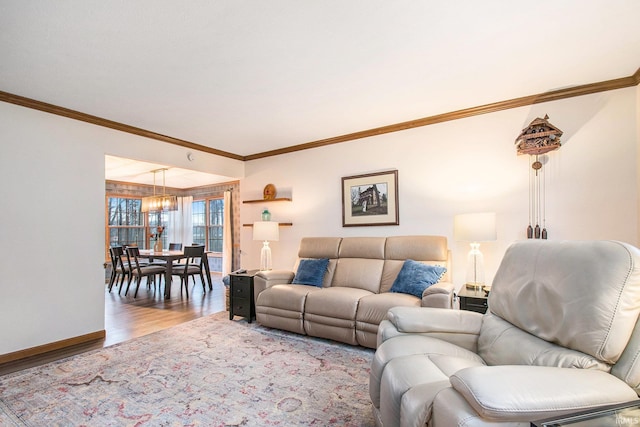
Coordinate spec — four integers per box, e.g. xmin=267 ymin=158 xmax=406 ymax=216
xmin=342 ymin=170 xmax=399 ymax=227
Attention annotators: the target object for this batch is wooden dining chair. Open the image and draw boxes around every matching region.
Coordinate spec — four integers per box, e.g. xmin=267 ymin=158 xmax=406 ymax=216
xmin=125 ymin=247 xmax=167 ymax=298
xmin=107 ymin=246 xmax=120 ymax=292
xmin=172 ymin=245 xmax=206 ymax=298
xmin=108 ymin=246 xmax=132 ymax=295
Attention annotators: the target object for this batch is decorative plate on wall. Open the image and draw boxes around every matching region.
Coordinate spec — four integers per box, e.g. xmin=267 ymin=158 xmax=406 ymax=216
xmin=263 ymin=184 xmax=276 ymax=200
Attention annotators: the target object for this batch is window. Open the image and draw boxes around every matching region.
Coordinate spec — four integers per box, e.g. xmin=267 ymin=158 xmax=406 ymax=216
xmin=106 ymin=197 xmax=171 ymax=257
xmin=209 ymin=199 xmax=224 ymax=252
xmin=192 ymin=200 xmax=206 ymax=246
xmin=107 ymin=197 xmax=145 ymax=248
xmin=192 ymin=198 xmax=224 ymax=252
xmin=148 ymin=211 xmax=170 ymax=248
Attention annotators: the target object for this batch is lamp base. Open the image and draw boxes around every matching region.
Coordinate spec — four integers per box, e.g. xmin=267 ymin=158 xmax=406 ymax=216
xmin=260 ymin=241 xmax=272 ymax=271
xmin=465 ymin=242 xmax=485 ymax=290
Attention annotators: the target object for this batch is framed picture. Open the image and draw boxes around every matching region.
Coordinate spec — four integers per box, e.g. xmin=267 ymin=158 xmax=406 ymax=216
xmin=342 ymin=170 xmax=399 ymax=227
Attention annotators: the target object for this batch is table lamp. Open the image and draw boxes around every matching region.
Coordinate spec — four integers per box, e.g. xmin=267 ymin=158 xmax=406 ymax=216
xmin=253 ymin=221 xmax=279 ymax=271
xmin=454 ymin=212 xmax=497 ymax=289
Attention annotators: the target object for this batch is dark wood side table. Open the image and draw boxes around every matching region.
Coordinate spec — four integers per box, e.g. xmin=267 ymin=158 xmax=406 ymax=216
xmin=458 ymin=287 xmax=489 ymax=314
xmin=229 ymin=270 xmax=259 ymax=323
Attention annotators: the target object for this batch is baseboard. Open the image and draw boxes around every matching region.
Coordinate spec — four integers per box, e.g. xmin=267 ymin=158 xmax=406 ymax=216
xmin=0 ymin=330 xmax=106 ymax=364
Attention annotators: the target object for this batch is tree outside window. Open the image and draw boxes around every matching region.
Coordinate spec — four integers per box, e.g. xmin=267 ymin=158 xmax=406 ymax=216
xmin=192 ymin=198 xmax=224 ymax=251
xmin=107 ymin=197 xmax=145 ymax=251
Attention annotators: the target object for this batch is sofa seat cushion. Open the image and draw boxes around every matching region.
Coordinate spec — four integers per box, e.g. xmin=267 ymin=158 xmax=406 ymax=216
xmin=256 ymin=284 xmax=321 ymax=313
xmin=356 ymin=292 xmax=420 ymax=332
xmin=305 ymin=287 xmax=373 ymax=320
xmin=355 ymin=292 xmax=421 ymax=348
xmin=256 ymin=284 xmax=322 ymax=335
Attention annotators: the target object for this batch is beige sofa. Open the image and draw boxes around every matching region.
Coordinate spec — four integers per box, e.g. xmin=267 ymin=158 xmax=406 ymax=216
xmin=254 ymin=235 xmax=454 ymax=348
xmin=370 ymin=240 xmax=640 ymax=427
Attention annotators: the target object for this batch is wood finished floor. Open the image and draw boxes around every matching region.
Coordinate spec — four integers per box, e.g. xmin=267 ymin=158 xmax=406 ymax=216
xmin=0 ymin=273 xmax=227 ymax=376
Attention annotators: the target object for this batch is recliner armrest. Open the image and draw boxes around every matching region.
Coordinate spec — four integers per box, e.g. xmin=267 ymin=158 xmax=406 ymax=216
xmin=255 ymin=269 xmax=295 ymax=283
xmin=421 ymin=280 xmax=455 ymax=308
xmin=254 ymin=270 xmax=295 ymax=298
xmin=450 ymin=365 xmax=639 ymax=422
xmin=388 ymin=306 xmax=483 ymax=335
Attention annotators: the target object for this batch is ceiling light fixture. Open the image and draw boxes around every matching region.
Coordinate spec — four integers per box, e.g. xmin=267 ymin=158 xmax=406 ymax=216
xmin=141 ymin=168 xmax=178 ymax=212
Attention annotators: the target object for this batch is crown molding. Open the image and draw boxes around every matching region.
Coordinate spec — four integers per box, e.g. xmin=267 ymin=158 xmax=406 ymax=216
xmin=245 ymin=69 xmax=640 ymax=160
xmin=1 ymin=67 xmax=638 ymax=162
xmin=0 ymin=91 xmax=244 ymax=161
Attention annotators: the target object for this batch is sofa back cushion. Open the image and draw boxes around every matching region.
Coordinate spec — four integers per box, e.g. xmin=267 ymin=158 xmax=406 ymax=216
xmin=298 ymin=237 xmax=342 ymax=258
xmin=296 ymin=237 xmax=342 ymax=287
xmin=485 ymin=240 xmax=640 ymax=365
xmin=332 ymin=258 xmax=385 ymax=293
xmin=332 ymin=237 xmax=386 ymax=293
xmin=380 ymin=236 xmax=449 ymax=292
xmin=295 ymin=235 xmax=451 ymax=294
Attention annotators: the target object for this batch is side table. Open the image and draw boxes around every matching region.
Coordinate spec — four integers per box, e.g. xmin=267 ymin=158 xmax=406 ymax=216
xmin=229 ymin=270 xmax=259 ymax=323
xmin=458 ymin=286 xmax=489 ymax=314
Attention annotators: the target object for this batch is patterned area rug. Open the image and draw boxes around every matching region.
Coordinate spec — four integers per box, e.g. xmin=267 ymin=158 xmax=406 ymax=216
xmin=0 ymin=312 xmax=375 ymax=426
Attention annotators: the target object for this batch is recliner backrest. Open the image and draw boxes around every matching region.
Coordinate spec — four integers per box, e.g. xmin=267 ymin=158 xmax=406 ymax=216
xmin=381 ymin=235 xmax=450 ymax=292
xmin=296 ymin=237 xmax=342 ymax=288
xmin=479 ymin=240 xmax=640 ymax=377
xmin=334 ymin=237 xmax=386 ymax=292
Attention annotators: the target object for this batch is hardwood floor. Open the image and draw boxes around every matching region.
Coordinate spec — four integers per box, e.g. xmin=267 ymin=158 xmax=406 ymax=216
xmin=0 ymin=273 xmax=227 ymax=376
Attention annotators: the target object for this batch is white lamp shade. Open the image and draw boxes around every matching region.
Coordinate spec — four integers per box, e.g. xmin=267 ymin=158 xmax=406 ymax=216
xmin=454 ymin=213 xmax=497 ymax=242
xmin=253 ymin=221 xmax=279 ymax=241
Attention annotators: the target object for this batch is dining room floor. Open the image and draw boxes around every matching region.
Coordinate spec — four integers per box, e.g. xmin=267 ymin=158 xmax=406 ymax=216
xmin=0 ymin=273 xmax=227 ymax=376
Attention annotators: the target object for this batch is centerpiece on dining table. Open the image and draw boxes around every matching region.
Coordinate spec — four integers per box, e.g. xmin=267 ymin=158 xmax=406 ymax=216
xmin=149 ymin=226 xmax=165 ymax=252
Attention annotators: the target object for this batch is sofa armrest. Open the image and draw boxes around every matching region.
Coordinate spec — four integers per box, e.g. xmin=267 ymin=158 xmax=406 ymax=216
xmin=254 ymin=269 xmax=295 ymax=297
xmin=421 ymin=280 xmax=455 ymax=308
xmin=450 ymin=365 xmax=639 ymax=422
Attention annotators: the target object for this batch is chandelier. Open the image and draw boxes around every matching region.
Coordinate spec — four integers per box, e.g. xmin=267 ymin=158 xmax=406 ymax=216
xmin=141 ymin=168 xmax=178 ymax=212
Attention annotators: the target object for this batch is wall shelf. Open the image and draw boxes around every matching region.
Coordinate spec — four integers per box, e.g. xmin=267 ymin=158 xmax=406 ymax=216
xmin=242 ymin=197 xmax=291 ymax=204
xmin=243 ymin=222 xmax=293 ymax=227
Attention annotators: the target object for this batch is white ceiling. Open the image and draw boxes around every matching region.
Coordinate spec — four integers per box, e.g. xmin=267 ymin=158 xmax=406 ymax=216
xmin=2 ymin=1 xmax=640 ymax=163
xmin=105 ymin=155 xmax=233 ymax=188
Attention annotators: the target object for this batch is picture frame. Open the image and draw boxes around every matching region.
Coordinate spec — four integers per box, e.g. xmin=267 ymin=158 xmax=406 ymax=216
xmin=342 ymin=170 xmax=399 ymax=227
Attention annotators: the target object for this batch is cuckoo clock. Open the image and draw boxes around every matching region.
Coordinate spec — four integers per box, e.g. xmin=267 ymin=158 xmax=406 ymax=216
xmin=515 ymin=115 xmax=563 ymax=239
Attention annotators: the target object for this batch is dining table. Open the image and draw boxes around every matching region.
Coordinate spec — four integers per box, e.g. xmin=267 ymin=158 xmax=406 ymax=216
xmin=139 ymin=249 xmax=213 ymax=299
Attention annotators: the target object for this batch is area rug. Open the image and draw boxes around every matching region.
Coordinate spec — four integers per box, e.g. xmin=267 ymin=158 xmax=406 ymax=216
xmin=0 ymin=312 xmax=375 ymax=426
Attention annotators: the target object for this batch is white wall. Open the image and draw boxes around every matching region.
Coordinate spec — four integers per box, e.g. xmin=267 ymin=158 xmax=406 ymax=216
xmin=0 ymin=85 xmax=637 ymax=355
xmin=0 ymin=102 xmax=243 ymax=355
xmin=240 ymin=87 xmax=639 ymax=288
xmin=0 ymin=103 xmax=105 ymax=354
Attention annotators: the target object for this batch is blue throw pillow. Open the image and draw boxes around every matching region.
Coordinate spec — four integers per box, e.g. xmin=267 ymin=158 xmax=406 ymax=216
xmin=390 ymin=260 xmax=446 ymax=298
xmin=292 ymin=258 xmax=329 ymax=287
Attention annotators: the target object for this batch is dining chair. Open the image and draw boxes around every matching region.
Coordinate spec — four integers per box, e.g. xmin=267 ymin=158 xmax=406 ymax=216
xmin=108 ymin=246 xmax=132 ymax=295
xmin=107 ymin=246 xmax=120 ymax=292
xmin=172 ymin=245 xmax=206 ymax=298
xmin=123 ymin=244 xmax=151 ymax=266
xmin=125 ymin=246 xmax=167 ymax=298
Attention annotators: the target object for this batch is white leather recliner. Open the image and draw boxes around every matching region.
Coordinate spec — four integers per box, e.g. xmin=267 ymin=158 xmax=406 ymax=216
xmin=370 ymin=240 xmax=640 ymax=427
